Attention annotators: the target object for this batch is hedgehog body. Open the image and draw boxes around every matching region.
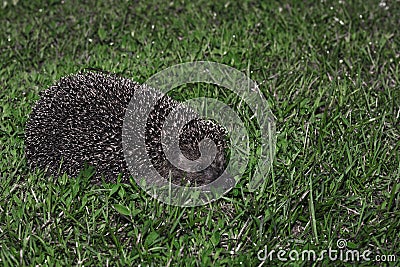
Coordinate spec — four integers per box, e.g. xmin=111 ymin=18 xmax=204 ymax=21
xmin=25 ymin=71 xmax=228 ymax=186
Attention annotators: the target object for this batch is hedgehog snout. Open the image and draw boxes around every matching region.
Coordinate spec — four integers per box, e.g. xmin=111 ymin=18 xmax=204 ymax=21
xmin=172 ymin=137 xmax=217 ymax=172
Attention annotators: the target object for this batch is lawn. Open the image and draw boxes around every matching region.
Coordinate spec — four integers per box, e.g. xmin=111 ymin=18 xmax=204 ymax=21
xmin=0 ymin=0 xmax=399 ymax=266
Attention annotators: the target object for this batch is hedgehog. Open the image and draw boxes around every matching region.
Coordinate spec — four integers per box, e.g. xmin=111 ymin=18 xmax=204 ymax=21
xmin=25 ymin=71 xmax=229 ymax=186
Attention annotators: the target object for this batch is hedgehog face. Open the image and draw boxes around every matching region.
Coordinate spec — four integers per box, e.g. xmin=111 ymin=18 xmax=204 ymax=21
xmin=25 ymin=71 xmax=229 ymax=187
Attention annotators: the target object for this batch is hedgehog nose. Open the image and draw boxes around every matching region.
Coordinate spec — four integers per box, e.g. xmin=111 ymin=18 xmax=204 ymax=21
xmin=166 ymin=138 xmax=218 ymax=173
xmin=197 ymin=137 xmax=218 ymax=168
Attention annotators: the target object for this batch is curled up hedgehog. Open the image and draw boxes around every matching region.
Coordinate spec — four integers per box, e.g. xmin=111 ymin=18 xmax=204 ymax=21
xmin=25 ymin=71 xmax=229 ymax=187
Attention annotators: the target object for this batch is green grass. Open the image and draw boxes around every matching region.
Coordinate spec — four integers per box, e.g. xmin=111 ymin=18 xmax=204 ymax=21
xmin=1 ymin=0 xmax=399 ymax=266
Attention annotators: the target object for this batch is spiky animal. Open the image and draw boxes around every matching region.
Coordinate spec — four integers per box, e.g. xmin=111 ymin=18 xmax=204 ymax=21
xmin=25 ymin=71 xmax=228 ymax=186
